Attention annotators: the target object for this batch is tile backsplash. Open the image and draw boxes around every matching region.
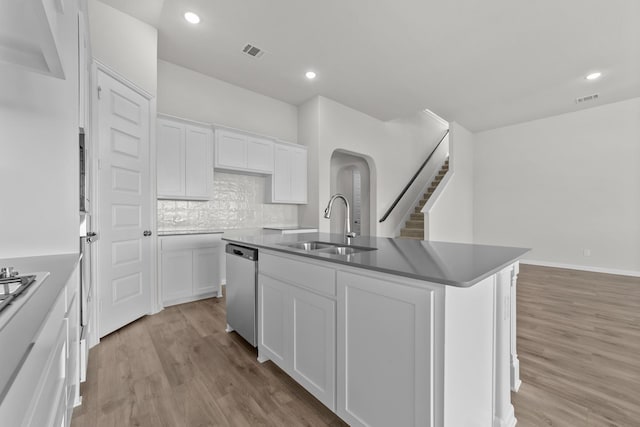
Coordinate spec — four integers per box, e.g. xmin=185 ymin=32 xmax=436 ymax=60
xmin=157 ymin=172 xmax=298 ymax=231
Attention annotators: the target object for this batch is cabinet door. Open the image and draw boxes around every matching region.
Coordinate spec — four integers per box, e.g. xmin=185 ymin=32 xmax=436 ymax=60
xmin=157 ymin=120 xmax=185 ymax=197
xmin=185 ymin=125 xmax=213 ymax=199
xmin=272 ymin=145 xmax=292 ymax=202
xmin=215 ymin=130 xmax=247 ymax=169
xmin=258 ymin=274 xmax=290 ymax=370
xmin=161 ymin=250 xmax=193 ymax=303
xmin=290 ymin=148 xmax=307 ymax=203
xmin=290 ymin=286 xmax=336 ymax=410
xmin=193 ymin=246 xmax=221 ymax=296
xmin=246 ymin=137 xmax=274 ymax=173
xmin=337 ymin=271 xmax=434 ymax=427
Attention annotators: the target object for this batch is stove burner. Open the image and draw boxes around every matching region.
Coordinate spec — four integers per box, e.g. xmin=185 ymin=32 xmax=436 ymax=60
xmin=0 ymin=275 xmax=36 ymax=313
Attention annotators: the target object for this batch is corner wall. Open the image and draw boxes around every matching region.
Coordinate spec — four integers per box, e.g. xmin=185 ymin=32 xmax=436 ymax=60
xmin=473 ymin=97 xmax=640 ymax=273
xmin=88 ymin=0 xmax=157 ymax=96
xmin=157 ymin=60 xmax=298 ymax=142
xmin=298 ymin=96 xmax=448 ymax=236
xmin=427 ymin=122 xmax=475 ymax=243
xmin=0 ymin=0 xmax=80 ymax=258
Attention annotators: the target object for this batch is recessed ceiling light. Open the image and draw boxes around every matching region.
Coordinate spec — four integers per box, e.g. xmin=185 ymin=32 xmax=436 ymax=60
xmin=184 ymin=12 xmax=200 ymax=24
xmin=305 ymin=71 xmax=317 ymax=80
xmin=586 ymin=72 xmax=602 ymax=81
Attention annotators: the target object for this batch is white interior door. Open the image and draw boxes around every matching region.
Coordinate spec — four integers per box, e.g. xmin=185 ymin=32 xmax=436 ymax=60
xmin=96 ymin=69 xmax=151 ymax=337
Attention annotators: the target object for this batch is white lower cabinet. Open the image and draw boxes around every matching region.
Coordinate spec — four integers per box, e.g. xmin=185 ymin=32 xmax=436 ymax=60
xmin=336 ymin=271 xmax=435 ymax=427
xmin=0 ymin=266 xmax=80 ymax=427
xmin=258 ymin=253 xmax=336 ymax=410
xmin=257 ymin=250 xmax=506 ymax=427
xmin=290 ymin=285 xmax=335 ymax=409
xmin=160 ymin=234 xmax=223 ymax=306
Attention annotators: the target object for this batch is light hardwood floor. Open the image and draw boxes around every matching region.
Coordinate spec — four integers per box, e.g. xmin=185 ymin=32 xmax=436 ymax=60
xmin=72 ymin=265 xmax=640 ymax=427
xmin=513 ymin=264 xmax=640 ymax=426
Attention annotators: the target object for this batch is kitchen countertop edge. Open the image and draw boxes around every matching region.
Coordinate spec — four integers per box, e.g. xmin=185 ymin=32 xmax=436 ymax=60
xmin=222 ymin=233 xmax=529 ymax=287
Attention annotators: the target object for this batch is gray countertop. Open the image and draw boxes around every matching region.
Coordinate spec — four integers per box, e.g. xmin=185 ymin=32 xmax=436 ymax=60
xmin=263 ymin=226 xmax=318 ymax=231
xmin=157 ymin=229 xmax=225 ymax=236
xmin=0 ymin=253 xmax=79 ymax=399
xmin=222 ymin=233 xmax=529 ymax=287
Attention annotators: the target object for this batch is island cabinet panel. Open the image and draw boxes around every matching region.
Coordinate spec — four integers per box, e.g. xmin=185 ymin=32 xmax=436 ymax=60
xmin=258 ymin=274 xmax=289 ymax=367
xmin=258 ymin=252 xmax=336 ymax=410
xmin=336 ymin=271 xmax=436 ymax=427
xmin=290 ymin=285 xmax=336 ymax=410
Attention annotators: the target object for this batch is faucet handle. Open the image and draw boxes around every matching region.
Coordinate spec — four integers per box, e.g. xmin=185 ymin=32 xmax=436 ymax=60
xmin=346 ymin=232 xmax=357 ymax=238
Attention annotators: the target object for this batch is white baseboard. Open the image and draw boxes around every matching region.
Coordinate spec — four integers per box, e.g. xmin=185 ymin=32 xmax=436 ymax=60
xmin=520 ymin=259 xmax=640 ymax=278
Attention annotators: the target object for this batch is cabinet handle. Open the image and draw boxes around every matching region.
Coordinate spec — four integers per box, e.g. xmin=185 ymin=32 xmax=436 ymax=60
xmin=143 ymin=230 xmax=152 ymax=237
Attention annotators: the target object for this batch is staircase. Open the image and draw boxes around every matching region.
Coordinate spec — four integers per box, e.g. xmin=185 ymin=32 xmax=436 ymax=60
xmin=399 ymin=158 xmax=449 ymax=239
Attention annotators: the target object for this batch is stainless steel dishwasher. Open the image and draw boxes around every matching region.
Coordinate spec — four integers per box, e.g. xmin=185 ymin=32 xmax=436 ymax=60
xmin=225 ymin=244 xmax=258 ymax=347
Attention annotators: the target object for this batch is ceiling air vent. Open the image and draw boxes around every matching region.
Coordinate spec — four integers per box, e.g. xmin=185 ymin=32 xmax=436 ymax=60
xmin=575 ymin=93 xmax=599 ymax=104
xmin=242 ymin=43 xmax=265 ymax=59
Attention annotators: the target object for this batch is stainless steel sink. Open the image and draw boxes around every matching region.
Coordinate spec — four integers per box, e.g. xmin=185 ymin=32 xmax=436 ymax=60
xmin=280 ymin=241 xmax=377 ymax=255
xmin=283 ymin=241 xmax=336 ymax=251
xmin=318 ymin=246 xmax=377 ymax=255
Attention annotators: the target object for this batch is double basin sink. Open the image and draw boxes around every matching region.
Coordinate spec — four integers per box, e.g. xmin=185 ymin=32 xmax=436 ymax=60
xmin=281 ymin=241 xmax=377 ymax=256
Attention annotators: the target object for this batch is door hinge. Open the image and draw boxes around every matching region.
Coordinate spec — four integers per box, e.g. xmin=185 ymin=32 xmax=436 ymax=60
xmin=97 ymin=85 xmax=102 ymax=99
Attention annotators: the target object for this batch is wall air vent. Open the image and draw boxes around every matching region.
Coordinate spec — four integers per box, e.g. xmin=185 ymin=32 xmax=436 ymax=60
xmin=575 ymin=93 xmax=599 ymax=104
xmin=242 ymin=44 xmax=265 ymax=59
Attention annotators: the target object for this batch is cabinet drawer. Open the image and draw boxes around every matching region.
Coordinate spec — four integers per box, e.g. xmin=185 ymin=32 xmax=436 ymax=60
xmin=160 ymin=234 xmax=222 ymax=251
xmin=260 ymin=253 xmax=336 ymax=296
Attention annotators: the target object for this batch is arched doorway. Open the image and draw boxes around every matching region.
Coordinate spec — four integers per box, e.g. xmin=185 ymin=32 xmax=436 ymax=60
xmin=329 ymin=150 xmax=373 ymax=236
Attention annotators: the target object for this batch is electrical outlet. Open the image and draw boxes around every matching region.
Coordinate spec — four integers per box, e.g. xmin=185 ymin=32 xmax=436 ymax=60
xmin=583 ymin=249 xmax=591 ymax=257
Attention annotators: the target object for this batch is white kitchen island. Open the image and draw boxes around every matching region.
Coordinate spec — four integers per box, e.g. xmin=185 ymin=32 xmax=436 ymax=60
xmin=223 ymin=233 xmax=527 ymax=427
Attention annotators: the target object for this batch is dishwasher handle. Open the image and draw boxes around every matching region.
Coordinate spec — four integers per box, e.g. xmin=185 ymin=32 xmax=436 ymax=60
xmin=226 ymin=244 xmax=258 ymax=261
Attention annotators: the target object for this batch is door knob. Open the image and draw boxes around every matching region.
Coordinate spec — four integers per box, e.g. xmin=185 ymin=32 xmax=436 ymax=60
xmin=143 ymin=230 xmax=152 ymax=237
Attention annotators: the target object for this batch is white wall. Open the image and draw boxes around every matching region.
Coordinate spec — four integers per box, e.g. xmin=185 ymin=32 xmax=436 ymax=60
xmin=298 ymin=96 xmax=449 ymax=236
xmin=427 ymin=122 xmax=475 ymax=243
xmin=474 ymin=98 xmax=640 ymax=273
xmin=298 ymin=97 xmax=321 ymax=228
xmin=88 ymin=0 xmax=157 ymax=96
xmin=0 ymin=0 xmax=80 ymax=258
xmin=157 ymin=60 xmax=298 ymax=142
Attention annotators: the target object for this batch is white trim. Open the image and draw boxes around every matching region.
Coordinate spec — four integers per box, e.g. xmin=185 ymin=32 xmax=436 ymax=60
xmin=422 ymin=109 xmax=449 ymax=127
xmin=520 ymin=259 xmax=640 ymax=278
xmin=157 ymin=112 xmax=212 ymax=128
xmin=93 ymin=59 xmax=154 ymax=100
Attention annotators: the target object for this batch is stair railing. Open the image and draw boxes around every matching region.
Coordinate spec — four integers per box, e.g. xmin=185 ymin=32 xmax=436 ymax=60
xmin=379 ymin=129 xmax=449 ymax=223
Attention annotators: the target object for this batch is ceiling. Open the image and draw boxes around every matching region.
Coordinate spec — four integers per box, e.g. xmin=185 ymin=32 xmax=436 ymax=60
xmin=100 ymin=0 xmax=640 ymax=131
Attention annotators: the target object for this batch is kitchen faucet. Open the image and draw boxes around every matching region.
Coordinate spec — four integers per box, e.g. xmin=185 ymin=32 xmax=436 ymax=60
xmin=324 ymin=194 xmax=357 ymax=238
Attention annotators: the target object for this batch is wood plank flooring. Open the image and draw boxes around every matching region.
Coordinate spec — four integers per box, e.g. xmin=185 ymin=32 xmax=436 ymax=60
xmin=513 ymin=264 xmax=640 ymax=426
xmin=72 ymin=265 xmax=640 ymax=427
xmin=71 ymin=296 xmax=346 ymax=427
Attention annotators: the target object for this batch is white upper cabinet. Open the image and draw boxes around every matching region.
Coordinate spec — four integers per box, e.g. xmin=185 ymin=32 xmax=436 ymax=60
xmin=247 ymin=137 xmax=274 ymax=172
xmin=215 ymin=129 xmax=274 ymax=174
xmin=271 ymin=143 xmax=307 ymax=204
xmin=157 ymin=116 xmax=213 ymax=200
xmin=185 ymin=126 xmax=212 ymax=198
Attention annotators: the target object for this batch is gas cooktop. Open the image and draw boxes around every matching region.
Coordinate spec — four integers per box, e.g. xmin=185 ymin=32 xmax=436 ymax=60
xmin=0 ymin=269 xmax=36 ymax=314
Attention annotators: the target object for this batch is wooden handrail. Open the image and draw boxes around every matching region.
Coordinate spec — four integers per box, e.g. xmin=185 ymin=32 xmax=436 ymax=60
xmin=379 ymin=129 xmax=450 ymax=223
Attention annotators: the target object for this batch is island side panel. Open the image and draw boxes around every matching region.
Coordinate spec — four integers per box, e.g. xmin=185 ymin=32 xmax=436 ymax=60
xmin=510 ymin=262 xmax=521 ymax=391
xmin=443 ymin=274 xmax=495 ymax=427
